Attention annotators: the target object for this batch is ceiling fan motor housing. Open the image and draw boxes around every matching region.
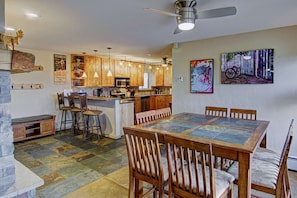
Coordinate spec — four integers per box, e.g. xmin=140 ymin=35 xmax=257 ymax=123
xmin=175 ymin=0 xmax=197 ymax=8
xmin=175 ymin=0 xmax=197 ymax=30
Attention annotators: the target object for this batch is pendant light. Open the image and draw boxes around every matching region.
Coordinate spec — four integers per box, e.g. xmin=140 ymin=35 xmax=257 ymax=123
xmin=93 ymin=50 xmax=99 ymax=78
xmin=107 ymin=47 xmax=113 ymax=77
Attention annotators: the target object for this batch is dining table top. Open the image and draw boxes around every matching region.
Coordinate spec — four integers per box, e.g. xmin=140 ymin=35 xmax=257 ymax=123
xmin=128 ymin=112 xmax=269 ymax=154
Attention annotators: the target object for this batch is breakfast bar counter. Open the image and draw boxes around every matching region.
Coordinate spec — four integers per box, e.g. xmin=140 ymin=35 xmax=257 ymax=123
xmin=86 ymin=96 xmax=134 ymax=139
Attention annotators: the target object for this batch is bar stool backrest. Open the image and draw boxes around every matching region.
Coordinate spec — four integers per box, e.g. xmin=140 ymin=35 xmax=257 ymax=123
xmin=78 ymin=93 xmax=88 ymax=112
xmin=57 ymin=92 xmax=66 ymax=110
xmin=67 ymin=93 xmax=76 ymax=108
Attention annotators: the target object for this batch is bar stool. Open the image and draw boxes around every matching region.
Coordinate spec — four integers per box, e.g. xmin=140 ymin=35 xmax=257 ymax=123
xmin=57 ymin=92 xmax=72 ymax=133
xmin=67 ymin=93 xmax=82 ymax=135
xmin=78 ymin=93 xmax=103 ymax=140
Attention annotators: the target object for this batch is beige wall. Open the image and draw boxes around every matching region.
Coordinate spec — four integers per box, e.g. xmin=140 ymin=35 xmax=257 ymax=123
xmin=172 ymin=25 xmax=297 ymax=169
xmin=10 ymin=48 xmax=72 ymax=129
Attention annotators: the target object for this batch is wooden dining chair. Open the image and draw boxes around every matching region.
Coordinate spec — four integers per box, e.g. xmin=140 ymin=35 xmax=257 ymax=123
xmin=164 ymin=134 xmax=235 ymax=198
xmin=155 ymin=107 xmax=171 ymax=120
xmin=123 ymin=127 xmax=168 ymax=198
xmin=229 ymin=108 xmax=257 ymax=120
xmin=205 ymin=106 xmax=228 ymax=117
xmin=135 ymin=110 xmax=156 ymax=125
xmin=204 ymin=106 xmax=228 ymax=170
xmin=227 ymin=119 xmax=294 ymax=198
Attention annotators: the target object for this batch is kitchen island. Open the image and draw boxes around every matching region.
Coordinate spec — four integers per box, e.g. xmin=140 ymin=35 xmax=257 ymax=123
xmin=85 ymin=96 xmax=134 ymax=139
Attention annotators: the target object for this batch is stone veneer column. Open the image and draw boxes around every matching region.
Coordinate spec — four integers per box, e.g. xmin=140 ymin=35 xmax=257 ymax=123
xmin=0 ymin=70 xmax=15 ymax=195
xmin=0 ymin=0 xmax=16 ymax=195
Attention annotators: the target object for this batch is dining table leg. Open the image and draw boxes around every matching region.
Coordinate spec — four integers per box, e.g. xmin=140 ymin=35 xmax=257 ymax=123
xmin=238 ymin=152 xmax=252 ymax=198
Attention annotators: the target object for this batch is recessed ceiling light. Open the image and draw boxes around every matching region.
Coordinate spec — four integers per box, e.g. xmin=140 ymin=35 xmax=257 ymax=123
xmin=25 ymin=12 xmax=40 ymax=19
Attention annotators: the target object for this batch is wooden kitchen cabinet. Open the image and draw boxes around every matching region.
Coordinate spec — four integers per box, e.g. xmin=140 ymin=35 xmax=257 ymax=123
xmin=134 ymin=97 xmax=141 ymax=113
xmin=129 ymin=62 xmax=144 ymax=86
xmin=155 ymin=67 xmax=164 ymax=86
xmin=115 ymin=59 xmax=129 ymax=77
xmin=101 ymin=57 xmax=115 ymax=87
xmin=150 ymin=95 xmax=156 ymax=110
xmin=84 ymin=55 xmax=101 ymax=87
xmin=151 ymin=95 xmax=172 ymax=110
xmin=165 ymin=95 xmax=172 ymax=107
xmin=71 ymin=54 xmax=86 ymax=87
xmin=163 ymin=65 xmax=172 ymax=86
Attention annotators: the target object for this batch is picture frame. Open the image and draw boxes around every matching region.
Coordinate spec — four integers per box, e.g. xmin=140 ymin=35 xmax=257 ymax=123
xmin=221 ymin=48 xmax=274 ymax=84
xmin=54 ymin=54 xmax=66 ymax=85
xmin=190 ymin=59 xmax=214 ymax=93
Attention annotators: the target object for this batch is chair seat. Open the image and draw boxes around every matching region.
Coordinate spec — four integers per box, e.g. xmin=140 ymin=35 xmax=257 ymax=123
xmin=70 ymin=107 xmax=81 ymax=112
xmin=253 ymin=147 xmax=281 ymax=165
xmin=83 ymin=109 xmax=102 ymax=116
xmin=180 ymin=163 xmax=235 ymax=198
xmin=227 ymin=159 xmax=279 ymax=189
xmin=60 ymin=106 xmax=72 ymax=111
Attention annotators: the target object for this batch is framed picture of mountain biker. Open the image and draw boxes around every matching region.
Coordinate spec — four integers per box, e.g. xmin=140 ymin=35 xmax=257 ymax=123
xmin=190 ymin=59 xmax=214 ymax=93
xmin=221 ymin=48 xmax=274 ymax=84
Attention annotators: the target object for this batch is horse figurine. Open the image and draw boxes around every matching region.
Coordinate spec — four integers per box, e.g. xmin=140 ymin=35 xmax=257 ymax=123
xmin=0 ymin=30 xmax=24 ymax=50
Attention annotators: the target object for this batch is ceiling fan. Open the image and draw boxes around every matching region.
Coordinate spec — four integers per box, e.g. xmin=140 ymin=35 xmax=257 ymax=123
xmin=161 ymin=57 xmax=172 ymax=67
xmin=144 ymin=0 xmax=237 ymax=34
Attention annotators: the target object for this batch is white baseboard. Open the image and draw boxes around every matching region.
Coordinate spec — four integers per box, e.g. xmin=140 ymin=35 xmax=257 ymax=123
xmin=288 ymin=156 xmax=297 ymax=171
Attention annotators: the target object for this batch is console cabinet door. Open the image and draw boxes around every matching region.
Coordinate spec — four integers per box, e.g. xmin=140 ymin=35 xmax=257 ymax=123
xmin=41 ymin=120 xmax=55 ymax=135
xmin=12 ymin=125 xmax=26 ymax=142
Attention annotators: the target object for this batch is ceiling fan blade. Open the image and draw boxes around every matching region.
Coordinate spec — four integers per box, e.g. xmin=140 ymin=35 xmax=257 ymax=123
xmin=196 ymin=6 xmax=237 ymax=19
xmin=173 ymin=27 xmax=183 ymax=34
xmin=143 ymin=8 xmax=180 ymax=17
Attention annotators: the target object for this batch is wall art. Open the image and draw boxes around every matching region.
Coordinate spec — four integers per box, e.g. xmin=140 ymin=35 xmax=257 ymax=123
xmin=54 ymin=54 xmax=66 ymax=85
xmin=190 ymin=59 xmax=214 ymax=93
xmin=221 ymin=48 xmax=274 ymax=84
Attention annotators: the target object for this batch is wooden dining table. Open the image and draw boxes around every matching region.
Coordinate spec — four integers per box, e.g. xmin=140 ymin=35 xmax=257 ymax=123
xmin=123 ymin=112 xmax=269 ymax=198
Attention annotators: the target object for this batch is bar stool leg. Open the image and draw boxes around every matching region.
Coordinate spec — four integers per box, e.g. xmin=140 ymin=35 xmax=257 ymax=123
xmin=96 ymin=115 xmax=103 ymax=141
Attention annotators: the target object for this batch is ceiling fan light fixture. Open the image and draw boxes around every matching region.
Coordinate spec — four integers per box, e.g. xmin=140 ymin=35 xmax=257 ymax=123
xmin=178 ymin=21 xmax=195 ymax=30
xmin=176 ymin=7 xmax=196 ymax=31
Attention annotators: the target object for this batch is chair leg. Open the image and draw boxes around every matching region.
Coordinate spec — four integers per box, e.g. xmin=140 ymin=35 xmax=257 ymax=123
xmin=128 ymin=175 xmax=134 ymax=198
xmin=82 ymin=115 xmax=88 ymax=140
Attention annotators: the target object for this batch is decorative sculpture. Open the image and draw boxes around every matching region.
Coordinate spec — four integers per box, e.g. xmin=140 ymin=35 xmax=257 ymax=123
xmin=0 ymin=30 xmax=24 ymax=50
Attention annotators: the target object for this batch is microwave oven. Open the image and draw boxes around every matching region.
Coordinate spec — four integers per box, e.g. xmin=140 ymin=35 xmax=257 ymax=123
xmin=115 ymin=77 xmax=130 ymax=88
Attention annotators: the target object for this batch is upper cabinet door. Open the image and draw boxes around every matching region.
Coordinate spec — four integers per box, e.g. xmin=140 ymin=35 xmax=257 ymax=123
xmin=101 ymin=57 xmax=115 ymax=87
xmin=155 ymin=66 xmax=164 ymax=86
xmin=115 ymin=60 xmax=129 ymax=77
xmin=163 ymin=65 xmax=172 ymax=86
xmin=85 ymin=55 xmax=101 ymax=87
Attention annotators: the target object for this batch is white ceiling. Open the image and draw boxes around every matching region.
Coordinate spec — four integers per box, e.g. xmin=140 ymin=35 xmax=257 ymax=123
xmin=4 ymin=0 xmax=297 ymax=63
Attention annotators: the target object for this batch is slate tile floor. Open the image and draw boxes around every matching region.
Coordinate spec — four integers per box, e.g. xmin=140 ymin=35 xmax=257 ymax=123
xmin=14 ymin=131 xmax=128 ymax=198
xmin=14 ymin=131 xmax=297 ymax=198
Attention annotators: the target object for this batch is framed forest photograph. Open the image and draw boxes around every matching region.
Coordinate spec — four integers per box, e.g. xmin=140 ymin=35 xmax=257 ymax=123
xmin=221 ymin=48 xmax=274 ymax=84
xmin=190 ymin=59 xmax=214 ymax=93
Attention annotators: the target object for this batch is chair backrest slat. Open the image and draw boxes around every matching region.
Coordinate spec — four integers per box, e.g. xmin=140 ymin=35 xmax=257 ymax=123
xmin=230 ymin=108 xmax=257 ymax=120
xmin=123 ymin=128 xmax=164 ymax=184
xmin=205 ymin=106 xmax=228 ymax=117
xmin=155 ymin=107 xmax=172 ymax=119
xmin=135 ymin=110 xmax=156 ymax=125
xmin=164 ymin=134 xmax=216 ymax=198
